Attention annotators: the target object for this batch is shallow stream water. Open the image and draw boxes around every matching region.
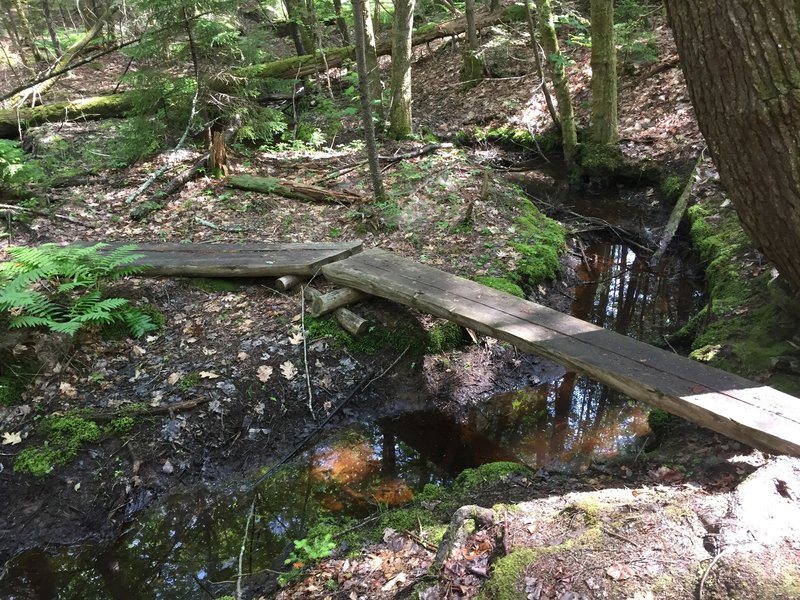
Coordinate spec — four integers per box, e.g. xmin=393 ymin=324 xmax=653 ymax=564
xmin=1 ymin=187 xmax=705 ymax=599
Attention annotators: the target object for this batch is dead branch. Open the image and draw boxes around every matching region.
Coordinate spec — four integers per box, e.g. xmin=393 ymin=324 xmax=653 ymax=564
xmin=649 ymin=151 xmax=704 ymax=269
xmin=432 ymin=505 xmax=496 ymax=569
xmin=226 ymin=174 xmax=363 ymax=205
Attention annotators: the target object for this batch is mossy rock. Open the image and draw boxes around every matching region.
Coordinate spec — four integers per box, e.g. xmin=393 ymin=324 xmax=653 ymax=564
xmin=510 ymin=197 xmax=566 ymax=288
xmin=456 ymin=461 xmax=535 ymax=491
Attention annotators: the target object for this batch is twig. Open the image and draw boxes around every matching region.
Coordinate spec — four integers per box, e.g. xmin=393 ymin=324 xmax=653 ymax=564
xmin=236 ymin=495 xmax=257 ymax=600
xmin=365 ymin=346 xmax=409 ymax=390
xmin=0 ymin=203 xmax=97 ymax=227
xmin=403 ymin=529 xmax=438 ymax=552
xmin=300 ymin=285 xmax=315 ymax=418
xmin=193 ymin=217 xmax=246 ymax=233
xmin=698 ymin=548 xmax=728 ymax=600
xmin=601 ymin=526 xmax=640 ymax=547
xmin=250 ymin=369 xmax=374 ymax=489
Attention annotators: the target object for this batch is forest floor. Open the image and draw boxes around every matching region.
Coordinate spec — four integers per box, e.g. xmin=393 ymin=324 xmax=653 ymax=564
xmin=1 ymin=7 xmax=800 ymax=600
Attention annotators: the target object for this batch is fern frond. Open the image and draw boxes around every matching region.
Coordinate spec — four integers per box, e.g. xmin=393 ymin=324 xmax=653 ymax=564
xmin=48 ymin=320 xmax=83 ymax=336
xmin=8 ymin=315 xmax=53 ymax=329
xmin=122 ymin=309 xmax=157 ymax=338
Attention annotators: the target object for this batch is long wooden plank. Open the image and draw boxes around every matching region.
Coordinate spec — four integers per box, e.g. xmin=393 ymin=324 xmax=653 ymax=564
xmin=322 ymin=249 xmax=800 ymax=456
xmin=85 ymin=241 xmax=362 ymax=277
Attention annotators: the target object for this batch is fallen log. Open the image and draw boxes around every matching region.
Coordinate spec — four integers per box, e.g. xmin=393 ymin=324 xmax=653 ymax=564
xmin=304 ymin=285 xmax=370 ymax=336
xmin=0 ymin=93 xmax=134 ymax=139
xmin=649 ymin=153 xmax=703 ymax=269
xmin=309 ymin=286 xmax=368 ymax=317
xmin=226 ymin=174 xmax=363 ymax=204
xmin=275 ymin=274 xmax=305 ymax=292
xmin=214 ymin=7 xmax=522 ymax=88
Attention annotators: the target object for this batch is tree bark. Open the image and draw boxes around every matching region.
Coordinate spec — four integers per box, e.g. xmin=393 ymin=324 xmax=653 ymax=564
xmin=360 ymin=0 xmax=383 ymax=119
xmin=460 ymin=0 xmax=484 ymax=86
xmin=0 ymin=94 xmax=134 ymax=139
xmin=284 ymin=0 xmax=313 ymax=55
xmin=535 ymin=0 xmax=577 ymax=168
xmin=41 ymin=0 xmax=62 ymax=55
xmin=524 ymin=0 xmax=558 ymax=126
xmin=590 ymin=0 xmax=617 ymax=144
xmin=332 ymin=0 xmax=350 ymax=44
xmin=352 ymin=0 xmax=386 ymax=200
xmin=387 ymin=0 xmax=416 ymax=139
xmin=664 ymin=0 xmax=800 ymax=294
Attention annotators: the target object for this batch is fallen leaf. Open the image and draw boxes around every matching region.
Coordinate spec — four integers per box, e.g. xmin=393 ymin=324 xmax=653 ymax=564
xmin=59 ymin=382 xmax=77 ymax=398
xmin=257 ymin=365 xmax=273 ymax=382
xmin=237 ymin=352 xmax=249 ymax=361
xmin=199 ymin=371 xmax=220 ymax=379
xmin=132 ymin=345 xmax=146 ymax=357
xmin=2 ymin=431 xmax=22 ymax=445
xmin=381 ymin=572 xmax=407 ymax=591
xmin=162 ymin=460 xmax=174 ymax=474
xmin=74 ymin=482 xmax=81 ymax=491
xmin=288 ymin=331 xmax=304 ymax=345
xmin=202 ymin=347 xmax=218 ymax=356
xmin=167 ymin=372 xmax=183 ymax=385
xmin=280 ymin=361 xmax=297 ymax=380
xmin=606 ymin=563 xmax=634 ymax=581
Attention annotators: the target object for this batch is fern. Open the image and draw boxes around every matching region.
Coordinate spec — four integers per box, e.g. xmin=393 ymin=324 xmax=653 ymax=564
xmin=0 ymin=243 xmax=156 ymax=338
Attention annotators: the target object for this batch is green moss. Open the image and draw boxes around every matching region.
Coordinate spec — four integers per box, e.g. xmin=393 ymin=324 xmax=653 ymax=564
xmin=577 ymin=142 xmax=660 ymax=186
xmin=189 ymin=278 xmax=241 ymax=293
xmin=178 ymin=372 xmax=200 ymax=391
xmin=660 ymin=174 xmax=685 ymax=203
xmin=456 ymin=461 xmax=535 ymax=491
xmin=14 ymin=415 xmax=101 ymax=477
xmin=304 ymin=315 xmax=463 ymax=357
xmin=470 ymin=126 xmax=561 ymax=155
xmin=477 ymin=548 xmax=538 ymax=600
xmin=510 ymin=197 xmax=566 ymax=287
xmin=647 ymin=408 xmax=672 ymax=436
xmin=685 ymin=199 xmax=800 ymax=394
xmin=0 ymin=373 xmax=28 ymax=406
xmin=108 ymin=416 xmax=135 ymax=436
xmin=475 ymin=276 xmax=525 ymax=298
xmin=427 ymin=321 xmax=464 ymax=354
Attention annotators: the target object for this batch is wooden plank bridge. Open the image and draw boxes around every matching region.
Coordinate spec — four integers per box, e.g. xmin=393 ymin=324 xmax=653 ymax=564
xmin=101 ymin=241 xmax=800 ymax=456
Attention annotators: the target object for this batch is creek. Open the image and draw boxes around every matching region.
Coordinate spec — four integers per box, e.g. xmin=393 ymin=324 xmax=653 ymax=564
xmin=1 ymin=183 xmax=705 ymax=599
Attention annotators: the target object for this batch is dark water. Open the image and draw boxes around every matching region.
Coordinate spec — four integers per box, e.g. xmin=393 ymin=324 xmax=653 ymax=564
xmin=1 ymin=191 xmax=704 ymax=599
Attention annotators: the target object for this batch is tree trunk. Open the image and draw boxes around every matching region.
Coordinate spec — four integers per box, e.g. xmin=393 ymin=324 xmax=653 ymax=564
xmin=664 ymin=0 xmax=800 ymax=294
xmin=535 ymin=0 xmax=577 ymax=168
xmin=41 ymin=0 xmax=62 ymax=55
xmin=387 ymin=0 xmax=416 ymax=139
xmin=351 ymin=0 xmax=386 ymax=200
xmin=332 ymin=0 xmax=350 ymax=44
xmin=589 ymin=0 xmax=617 ymax=144
xmin=0 ymin=94 xmax=134 ymax=139
xmin=11 ymin=0 xmax=44 ymax=62
xmin=460 ymin=0 xmax=484 ymax=87
xmin=524 ymin=0 xmax=558 ymax=126
xmin=284 ymin=0 xmax=313 ymax=55
xmin=360 ymin=0 xmax=383 ymax=119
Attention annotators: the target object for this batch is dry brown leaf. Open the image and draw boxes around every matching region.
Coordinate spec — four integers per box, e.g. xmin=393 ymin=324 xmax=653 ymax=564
xmin=2 ymin=431 xmax=22 ymax=445
xmin=257 ymin=365 xmax=273 ymax=382
xmin=199 ymin=371 xmax=220 ymax=379
xmin=280 ymin=361 xmax=297 ymax=380
xmin=606 ymin=563 xmax=634 ymax=581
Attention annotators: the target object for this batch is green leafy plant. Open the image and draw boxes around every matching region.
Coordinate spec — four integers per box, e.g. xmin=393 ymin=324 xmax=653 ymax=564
xmin=0 ymin=243 xmax=156 ymax=337
xmin=0 ymin=140 xmax=44 ymax=195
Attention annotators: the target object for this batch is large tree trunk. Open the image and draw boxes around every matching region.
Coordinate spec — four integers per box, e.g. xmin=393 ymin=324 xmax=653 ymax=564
xmin=0 ymin=94 xmax=134 ymax=138
xmin=589 ymin=0 xmax=617 ymax=144
xmin=360 ymin=0 xmax=383 ymax=119
xmin=535 ymin=0 xmax=577 ymax=168
xmin=387 ymin=0 xmax=416 ymax=139
xmin=664 ymin=0 xmax=800 ymax=294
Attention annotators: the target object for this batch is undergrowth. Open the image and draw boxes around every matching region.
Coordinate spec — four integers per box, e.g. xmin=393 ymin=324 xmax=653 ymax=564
xmin=0 ymin=243 xmax=157 ymax=337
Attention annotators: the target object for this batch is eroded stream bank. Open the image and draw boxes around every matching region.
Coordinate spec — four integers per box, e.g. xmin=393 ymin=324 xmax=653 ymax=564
xmin=1 ymin=176 xmax=707 ymax=598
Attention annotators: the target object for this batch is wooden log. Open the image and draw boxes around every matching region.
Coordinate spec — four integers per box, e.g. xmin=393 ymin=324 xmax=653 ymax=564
xmin=649 ymin=154 xmax=702 ymax=269
xmin=303 ymin=285 xmax=370 ymax=336
xmin=310 ymin=287 xmax=367 ymax=317
xmin=226 ymin=174 xmax=363 ymax=204
xmin=212 ymin=7 xmax=522 ymax=89
xmin=0 ymin=93 xmax=134 ymax=139
xmin=275 ymin=274 xmax=305 ymax=291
